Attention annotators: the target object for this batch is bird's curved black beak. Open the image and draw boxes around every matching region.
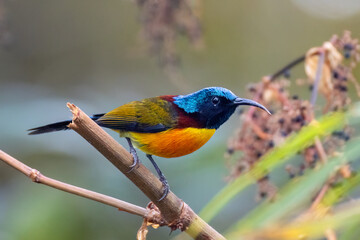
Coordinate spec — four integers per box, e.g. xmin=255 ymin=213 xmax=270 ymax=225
xmin=233 ymin=97 xmax=271 ymax=115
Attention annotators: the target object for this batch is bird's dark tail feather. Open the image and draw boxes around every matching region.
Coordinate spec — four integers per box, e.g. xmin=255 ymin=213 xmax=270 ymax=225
xmin=28 ymin=113 xmax=105 ymax=135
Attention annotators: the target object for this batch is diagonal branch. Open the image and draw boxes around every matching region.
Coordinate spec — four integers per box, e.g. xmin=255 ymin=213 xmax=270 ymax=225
xmin=1 ymin=103 xmax=225 ymax=239
xmin=66 ymin=102 xmax=183 ymax=219
xmin=66 ymin=103 xmax=225 ymax=239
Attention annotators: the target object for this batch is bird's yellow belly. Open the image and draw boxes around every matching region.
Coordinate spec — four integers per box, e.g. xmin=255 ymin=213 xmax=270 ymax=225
xmin=122 ymin=128 xmax=215 ymax=158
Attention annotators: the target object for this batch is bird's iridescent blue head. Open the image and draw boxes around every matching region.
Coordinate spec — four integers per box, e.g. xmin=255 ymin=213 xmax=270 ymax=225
xmin=173 ymin=87 xmax=270 ymax=129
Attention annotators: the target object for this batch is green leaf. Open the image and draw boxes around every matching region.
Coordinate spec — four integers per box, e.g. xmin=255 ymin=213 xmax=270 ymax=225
xmin=229 ymin=198 xmax=360 ymax=240
xmin=321 ymin=171 xmax=360 ymax=207
xmin=340 ymin=217 xmax=360 ymax=240
xmin=225 ymin=139 xmax=360 ymax=239
xmin=199 ymin=111 xmax=346 ymax=222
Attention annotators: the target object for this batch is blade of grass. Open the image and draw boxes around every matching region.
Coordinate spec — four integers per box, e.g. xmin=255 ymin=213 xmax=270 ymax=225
xmin=320 ymin=171 xmax=360 ymax=207
xmin=340 ymin=217 xmax=360 ymax=240
xmin=225 ymin=139 xmax=360 ymax=239
xmin=199 ymin=112 xmax=346 ymax=222
xmin=234 ymin=198 xmax=360 ymax=240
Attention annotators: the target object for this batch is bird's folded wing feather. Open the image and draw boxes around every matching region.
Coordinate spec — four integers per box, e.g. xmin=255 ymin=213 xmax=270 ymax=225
xmin=96 ymin=97 xmax=177 ymax=133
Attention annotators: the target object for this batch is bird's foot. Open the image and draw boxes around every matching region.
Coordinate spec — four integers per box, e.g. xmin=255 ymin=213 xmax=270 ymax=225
xmin=158 ymin=176 xmax=170 ymax=201
xmin=127 ymin=149 xmax=140 ymax=173
xmin=146 ymin=154 xmax=169 ymax=201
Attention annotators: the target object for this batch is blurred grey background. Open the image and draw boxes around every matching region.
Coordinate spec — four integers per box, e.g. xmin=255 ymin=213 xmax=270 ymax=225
xmin=0 ymin=0 xmax=360 ymax=239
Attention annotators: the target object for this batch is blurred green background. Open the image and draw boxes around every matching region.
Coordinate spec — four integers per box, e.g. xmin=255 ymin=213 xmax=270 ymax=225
xmin=1 ymin=1 xmax=360 ymax=239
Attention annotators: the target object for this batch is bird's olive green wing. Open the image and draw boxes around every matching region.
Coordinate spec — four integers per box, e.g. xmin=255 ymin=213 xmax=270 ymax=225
xmin=96 ymin=97 xmax=177 ymax=133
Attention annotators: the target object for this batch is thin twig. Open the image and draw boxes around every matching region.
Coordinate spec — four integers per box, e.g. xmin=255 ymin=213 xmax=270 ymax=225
xmin=325 ymin=228 xmax=337 ymax=240
xmin=307 ymin=49 xmax=328 ymax=164
xmin=308 ymin=49 xmax=337 ymax=240
xmin=0 ymin=150 xmax=147 ymax=217
xmin=310 ymin=182 xmax=330 ymax=211
xmin=269 ymin=55 xmax=306 ymax=81
xmin=314 ymin=137 xmax=328 ymax=164
xmin=307 ymin=50 xmax=331 ymax=211
xmin=311 ymin=50 xmax=325 ymax=105
xmin=308 ymin=180 xmax=336 ymax=240
xmin=349 ymin=73 xmax=360 ymax=97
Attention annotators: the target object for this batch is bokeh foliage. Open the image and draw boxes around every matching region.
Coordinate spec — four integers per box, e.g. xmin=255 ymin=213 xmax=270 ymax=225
xmin=1 ymin=1 xmax=360 ymax=240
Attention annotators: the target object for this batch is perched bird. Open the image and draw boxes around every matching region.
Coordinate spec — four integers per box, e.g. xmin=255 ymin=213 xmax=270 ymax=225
xmin=29 ymin=87 xmax=270 ymax=200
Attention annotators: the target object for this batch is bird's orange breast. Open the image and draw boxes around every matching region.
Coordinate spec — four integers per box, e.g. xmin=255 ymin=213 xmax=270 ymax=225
xmin=122 ymin=128 xmax=216 ymax=158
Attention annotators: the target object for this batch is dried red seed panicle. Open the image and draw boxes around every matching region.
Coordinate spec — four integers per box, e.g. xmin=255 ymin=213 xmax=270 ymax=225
xmin=226 ymin=80 xmax=299 ymax=190
xmin=227 ymin=80 xmax=302 ymax=197
xmin=304 ymin=31 xmax=360 ymax=112
xmin=323 ymin=126 xmax=354 ymax=156
xmin=309 ymin=32 xmax=358 ymax=157
xmin=136 ymin=0 xmax=203 ymax=90
xmin=257 ymin=175 xmax=277 ymax=201
xmin=304 ymin=146 xmax=319 ymax=168
xmin=226 ymin=32 xmax=360 ymax=198
xmin=136 ymin=0 xmax=202 ymax=66
xmin=302 ymin=31 xmax=359 ymax=158
xmin=331 ymin=30 xmax=360 ymax=67
xmin=328 ymin=31 xmax=360 ymax=110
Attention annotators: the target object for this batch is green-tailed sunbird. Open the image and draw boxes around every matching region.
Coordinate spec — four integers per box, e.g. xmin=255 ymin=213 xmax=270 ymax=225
xmin=29 ymin=87 xmax=270 ymax=200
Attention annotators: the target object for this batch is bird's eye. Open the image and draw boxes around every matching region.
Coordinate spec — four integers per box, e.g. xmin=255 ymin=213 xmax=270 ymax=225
xmin=211 ymin=96 xmax=220 ymax=106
